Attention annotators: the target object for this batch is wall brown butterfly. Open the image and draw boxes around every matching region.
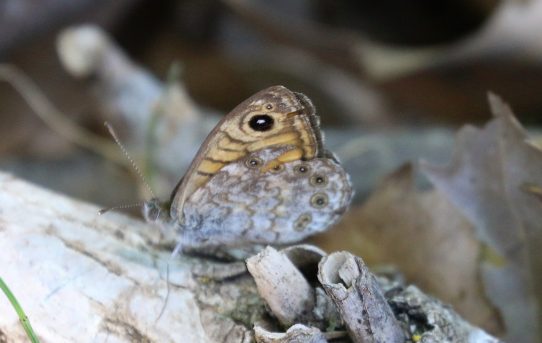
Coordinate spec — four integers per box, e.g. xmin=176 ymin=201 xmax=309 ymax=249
xmin=143 ymin=86 xmax=352 ymax=251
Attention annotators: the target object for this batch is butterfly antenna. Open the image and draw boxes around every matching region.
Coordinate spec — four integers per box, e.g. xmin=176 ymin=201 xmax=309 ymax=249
xmin=98 ymin=202 xmax=144 ymax=215
xmin=155 ymin=243 xmax=183 ymax=322
xmin=104 ymin=121 xmax=156 ymax=198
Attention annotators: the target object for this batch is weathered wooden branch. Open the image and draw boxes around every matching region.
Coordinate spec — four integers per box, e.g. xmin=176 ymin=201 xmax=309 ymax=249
xmin=0 ymin=172 xmax=503 ymax=342
xmin=0 ymin=171 xmax=257 ymax=342
xmin=318 ymin=252 xmax=404 ymax=343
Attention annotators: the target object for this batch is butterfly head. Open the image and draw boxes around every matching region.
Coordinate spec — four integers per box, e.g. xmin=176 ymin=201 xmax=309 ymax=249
xmin=143 ymin=197 xmax=172 ymax=226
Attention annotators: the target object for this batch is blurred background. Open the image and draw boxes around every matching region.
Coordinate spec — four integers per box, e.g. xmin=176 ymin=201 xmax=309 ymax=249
xmin=0 ymin=0 xmax=542 ymax=205
xmin=1 ymin=1 xmax=542 ymax=340
xmin=1 ymin=0 xmax=541 ymax=206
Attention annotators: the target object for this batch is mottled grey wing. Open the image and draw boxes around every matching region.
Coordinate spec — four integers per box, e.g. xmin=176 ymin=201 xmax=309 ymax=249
xmin=178 ymin=147 xmax=353 ymax=250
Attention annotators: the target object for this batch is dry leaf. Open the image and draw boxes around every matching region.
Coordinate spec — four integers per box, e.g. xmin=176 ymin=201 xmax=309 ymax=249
xmin=311 ymin=164 xmax=503 ymax=335
xmin=420 ymin=93 xmax=542 ymax=342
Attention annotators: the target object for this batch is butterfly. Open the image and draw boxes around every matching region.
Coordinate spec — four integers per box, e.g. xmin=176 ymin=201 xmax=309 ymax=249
xmin=143 ymin=85 xmax=352 ymax=252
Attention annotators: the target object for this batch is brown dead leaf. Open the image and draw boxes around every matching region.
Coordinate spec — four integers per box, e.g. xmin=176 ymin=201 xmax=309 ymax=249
xmin=420 ymin=94 xmax=542 ymax=343
xmin=312 ymin=164 xmax=503 ymax=335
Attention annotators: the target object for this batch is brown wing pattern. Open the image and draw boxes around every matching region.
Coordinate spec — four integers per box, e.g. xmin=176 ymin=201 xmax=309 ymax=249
xmin=170 ymin=85 xmax=323 ymax=221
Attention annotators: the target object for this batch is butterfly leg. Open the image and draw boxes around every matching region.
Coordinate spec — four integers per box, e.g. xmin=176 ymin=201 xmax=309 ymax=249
xmin=191 ymin=261 xmax=248 ymax=281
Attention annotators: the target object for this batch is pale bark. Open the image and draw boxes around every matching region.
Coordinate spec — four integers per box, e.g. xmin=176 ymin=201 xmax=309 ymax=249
xmin=0 ymin=171 xmax=256 ymax=343
xmin=0 ymin=172 xmax=503 ymax=342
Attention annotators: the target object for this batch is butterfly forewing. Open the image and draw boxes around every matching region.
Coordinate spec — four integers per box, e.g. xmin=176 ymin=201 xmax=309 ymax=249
xmin=170 ymin=85 xmax=323 ymax=222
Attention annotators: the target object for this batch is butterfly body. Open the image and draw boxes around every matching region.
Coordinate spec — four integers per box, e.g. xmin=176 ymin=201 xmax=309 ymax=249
xmin=144 ymin=86 xmax=352 ymax=252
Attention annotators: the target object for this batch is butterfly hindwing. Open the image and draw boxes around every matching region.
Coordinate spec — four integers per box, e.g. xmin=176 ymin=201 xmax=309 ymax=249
xmin=178 ymin=147 xmax=353 ymax=249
